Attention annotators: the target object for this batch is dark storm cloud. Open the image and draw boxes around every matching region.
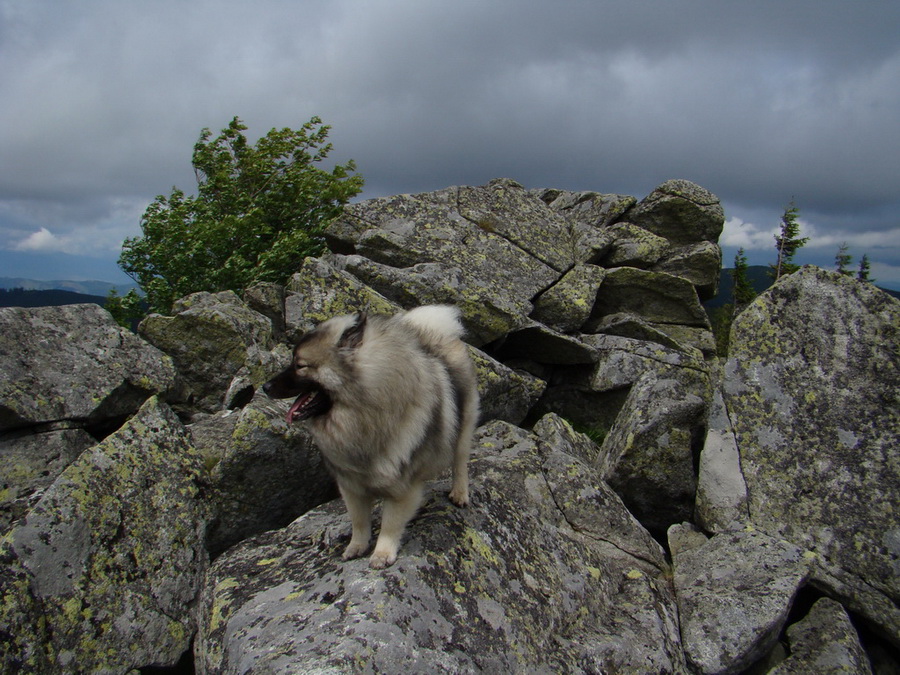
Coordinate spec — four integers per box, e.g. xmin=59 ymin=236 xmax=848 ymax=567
xmin=1 ymin=0 xmax=898 ymax=284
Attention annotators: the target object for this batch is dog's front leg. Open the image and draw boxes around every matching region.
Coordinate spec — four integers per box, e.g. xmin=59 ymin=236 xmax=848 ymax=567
xmin=339 ymin=486 xmax=374 ymax=561
xmin=370 ymin=482 xmax=424 ymax=569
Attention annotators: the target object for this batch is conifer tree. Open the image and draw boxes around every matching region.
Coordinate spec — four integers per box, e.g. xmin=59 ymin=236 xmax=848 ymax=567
xmin=770 ymin=200 xmax=809 ymax=280
xmin=731 ymin=247 xmax=757 ymax=314
xmin=834 ymin=242 xmax=853 ymax=276
xmin=857 ymin=254 xmax=874 ymax=283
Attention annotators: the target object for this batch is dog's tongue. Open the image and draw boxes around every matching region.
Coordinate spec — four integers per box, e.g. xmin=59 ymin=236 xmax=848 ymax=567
xmin=286 ymin=392 xmax=314 ymax=425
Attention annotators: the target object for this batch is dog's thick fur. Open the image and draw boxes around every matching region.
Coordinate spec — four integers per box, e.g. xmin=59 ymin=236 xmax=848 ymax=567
xmin=263 ymin=305 xmax=479 ymax=568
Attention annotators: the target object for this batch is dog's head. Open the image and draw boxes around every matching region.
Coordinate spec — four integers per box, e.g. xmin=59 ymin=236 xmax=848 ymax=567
xmin=263 ymin=312 xmax=367 ymax=425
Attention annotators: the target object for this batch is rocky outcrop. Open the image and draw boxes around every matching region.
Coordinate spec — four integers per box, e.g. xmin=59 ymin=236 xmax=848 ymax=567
xmin=2 ymin=178 xmax=898 ymax=673
xmin=196 ymin=420 xmax=684 ymax=674
xmin=722 ymin=266 xmax=900 ymax=650
xmin=0 ymin=397 xmax=209 ymax=672
xmin=0 ymin=303 xmax=176 ymax=533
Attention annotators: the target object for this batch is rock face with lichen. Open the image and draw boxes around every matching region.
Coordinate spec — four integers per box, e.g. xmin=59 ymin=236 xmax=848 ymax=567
xmin=1 ymin=178 xmax=898 ymax=673
xmin=196 ymin=420 xmax=685 ymax=674
xmin=0 ymin=397 xmax=209 ymax=673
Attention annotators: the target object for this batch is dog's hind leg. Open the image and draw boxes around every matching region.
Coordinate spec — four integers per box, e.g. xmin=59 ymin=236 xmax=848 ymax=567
xmin=370 ymin=482 xmax=424 ymax=569
xmin=339 ymin=486 xmax=375 ymax=561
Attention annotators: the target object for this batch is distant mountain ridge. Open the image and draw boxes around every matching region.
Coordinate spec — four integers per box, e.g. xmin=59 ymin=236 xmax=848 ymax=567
xmin=0 ymin=288 xmax=109 ymax=309
xmin=0 ymin=277 xmax=137 ymax=296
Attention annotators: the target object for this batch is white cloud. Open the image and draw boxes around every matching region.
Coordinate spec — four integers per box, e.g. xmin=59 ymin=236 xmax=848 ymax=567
xmin=720 ymin=217 xmax=779 ymax=251
xmin=14 ymin=227 xmax=63 ymax=252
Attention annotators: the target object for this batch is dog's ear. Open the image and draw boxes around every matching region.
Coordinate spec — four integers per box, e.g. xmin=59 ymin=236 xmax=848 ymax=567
xmin=339 ymin=312 xmax=367 ymax=349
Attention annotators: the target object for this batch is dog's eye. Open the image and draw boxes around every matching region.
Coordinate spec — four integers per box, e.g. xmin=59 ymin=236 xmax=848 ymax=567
xmin=295 ymin=363 xmax=309 ymax=372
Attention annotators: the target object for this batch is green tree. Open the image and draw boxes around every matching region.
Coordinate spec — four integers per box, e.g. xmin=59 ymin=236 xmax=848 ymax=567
xmin=731 ymin=247 xmax=757 ymax=313
xmin=857 ymin=254 xmax=875 ymax=283
xmin=834 ymin=242 xmax=853 ymax=276
xmin=105 ymin=288 xmax=146 ymax=329
xmin=769 ymin=200 xmax=809 ymax=280
xmin=119 ymin=116 xmax=364 ymax=314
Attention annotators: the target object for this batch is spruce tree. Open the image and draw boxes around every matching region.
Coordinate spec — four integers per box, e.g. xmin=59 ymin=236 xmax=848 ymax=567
xmin=770 ymin=201 xmax=809 ymax=280
xmin=857 ymin=254 xmax=874 ymax=283
xmin=834 ymin=242 xmax=853 ymax=276
xmin=731 ymin=247 xmax=757 ymax=314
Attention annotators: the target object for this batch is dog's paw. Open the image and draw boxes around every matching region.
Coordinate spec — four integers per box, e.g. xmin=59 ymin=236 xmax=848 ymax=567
xmin=448 ymin=487 xmax=469 ymax=508
xmin=368 ymin=549 xmax=397 ymax=569
xmin=342 ymin=540 xmax=370 ymax=561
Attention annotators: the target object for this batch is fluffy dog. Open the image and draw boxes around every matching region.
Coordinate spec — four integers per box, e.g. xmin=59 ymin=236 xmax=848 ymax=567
xmin=263 ymin=305 xmax=479 ymax=568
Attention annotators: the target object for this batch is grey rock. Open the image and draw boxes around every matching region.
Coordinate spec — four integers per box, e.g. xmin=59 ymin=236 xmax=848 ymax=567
xmin=0 ymin=304 xmax=176 ymax=431
xmin=530 ymin=264 xmax=607 ymax=334
xmin=695 ymin=386 xmax=750 ymax=533
xmin=195 ymin=421 xmax=683 ymax=674
xmin=585 ymin=266 xmax=711 ymax=331
xmin=626 ymin=178 xmax=725 ymax=245
xmin=532 ymin=412 xmax=602 ymax=466
xmin=725 ymin=268 xmax=900 ymax=604
xmin=242 ymin=281 xmax=286 ymax=337
xmin=496 ymin=322 xmax=599 ymax=365
xmin=203 ymin=391 xmax=337 ymax=557
xmin=598 ymin=362 xmax=712 ymax=535
xmin=671 ymin=527 xmax=810 ymax=675
xmin=589 ymin=312 xmax=700 ymax=356
xmin=653 ymin=240 xmax=722 ymax=300
xmin=139 ymin=291 xmax=273 ymax=413
xmin=470 ymin=347 xmax=546 ymax=426
xmin=535 ymin=188 xmax=636 ymax=230
xmin=0 ymin=426 xmax=95 ymax=534
xmin=770 ymin=597 xmax=872 ymax=675
xmin=325 ymin=183 xmax=560 ymax=306
xmin=0 ymin=397 xmax=210 ymax=673
xmin=580 ymin=333 xmax=706 ymax=393
xmin=599 ymin=222 xmax=669 ymax=268
xmin=332 ymin=253 xmax=530 ymax=345
xmin=284 ymin=256 xmax=399 ymax=339
xmin=457 ymin=178 xmax=579 ymax=271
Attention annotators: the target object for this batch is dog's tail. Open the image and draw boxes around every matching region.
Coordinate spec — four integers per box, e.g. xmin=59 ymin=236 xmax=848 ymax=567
xmin=401 ymin=304 xmax=465 ymax=343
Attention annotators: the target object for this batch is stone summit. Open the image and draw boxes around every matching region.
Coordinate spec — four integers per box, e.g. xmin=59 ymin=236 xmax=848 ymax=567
xmin=1 ymin=179 xmax=897 ymax=673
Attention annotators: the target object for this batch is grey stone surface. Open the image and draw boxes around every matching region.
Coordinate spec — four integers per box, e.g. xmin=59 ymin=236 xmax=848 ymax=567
xmin=139 ymin=291 xmax=273 ymax=413
xmin=0 ymin=303 xmax=176 ymax=430
xmin=671 ymin=527 xmax=811 ymax=674
xmin=725 ymin=267 xmax=900 ymax=610
xmin=0 ymin=397 xmax=210 ymax=673
xmin=195 ymin=421 xmax=683 ymax=674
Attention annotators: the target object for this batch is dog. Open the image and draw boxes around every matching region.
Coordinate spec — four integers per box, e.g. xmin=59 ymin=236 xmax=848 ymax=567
xmin=263 ymin=305 xmax=479 ymax=568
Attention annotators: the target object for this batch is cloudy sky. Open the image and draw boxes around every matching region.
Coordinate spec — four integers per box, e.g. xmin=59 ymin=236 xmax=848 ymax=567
xmin=2 ymin=1 xmax=899 ymax=290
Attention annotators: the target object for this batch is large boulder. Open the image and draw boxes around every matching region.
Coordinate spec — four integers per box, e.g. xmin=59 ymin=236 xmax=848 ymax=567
xmin=324 ymin=181 xmax=564 ymax=341
xmin=0 ymin=397 xmax=210 ymax=673
xmin=139 ymin=291 xmax=274 ymax=413
xmin=195 ymin=420 xmax=684 ymax=673
xmin=0 ymin=304 xmax=176 ymax=431
xmin=625 ymin=178 xmax=725 ymax=246
xmin=670 ymin=524 xmax=811 ymax=674
xmin=724 ymin=267 xmax=900 ymax=637
xmin=193 ymin=392 xmax=337 ymax=557
xmin=0 ymin=427 xmax=95 ymax=534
